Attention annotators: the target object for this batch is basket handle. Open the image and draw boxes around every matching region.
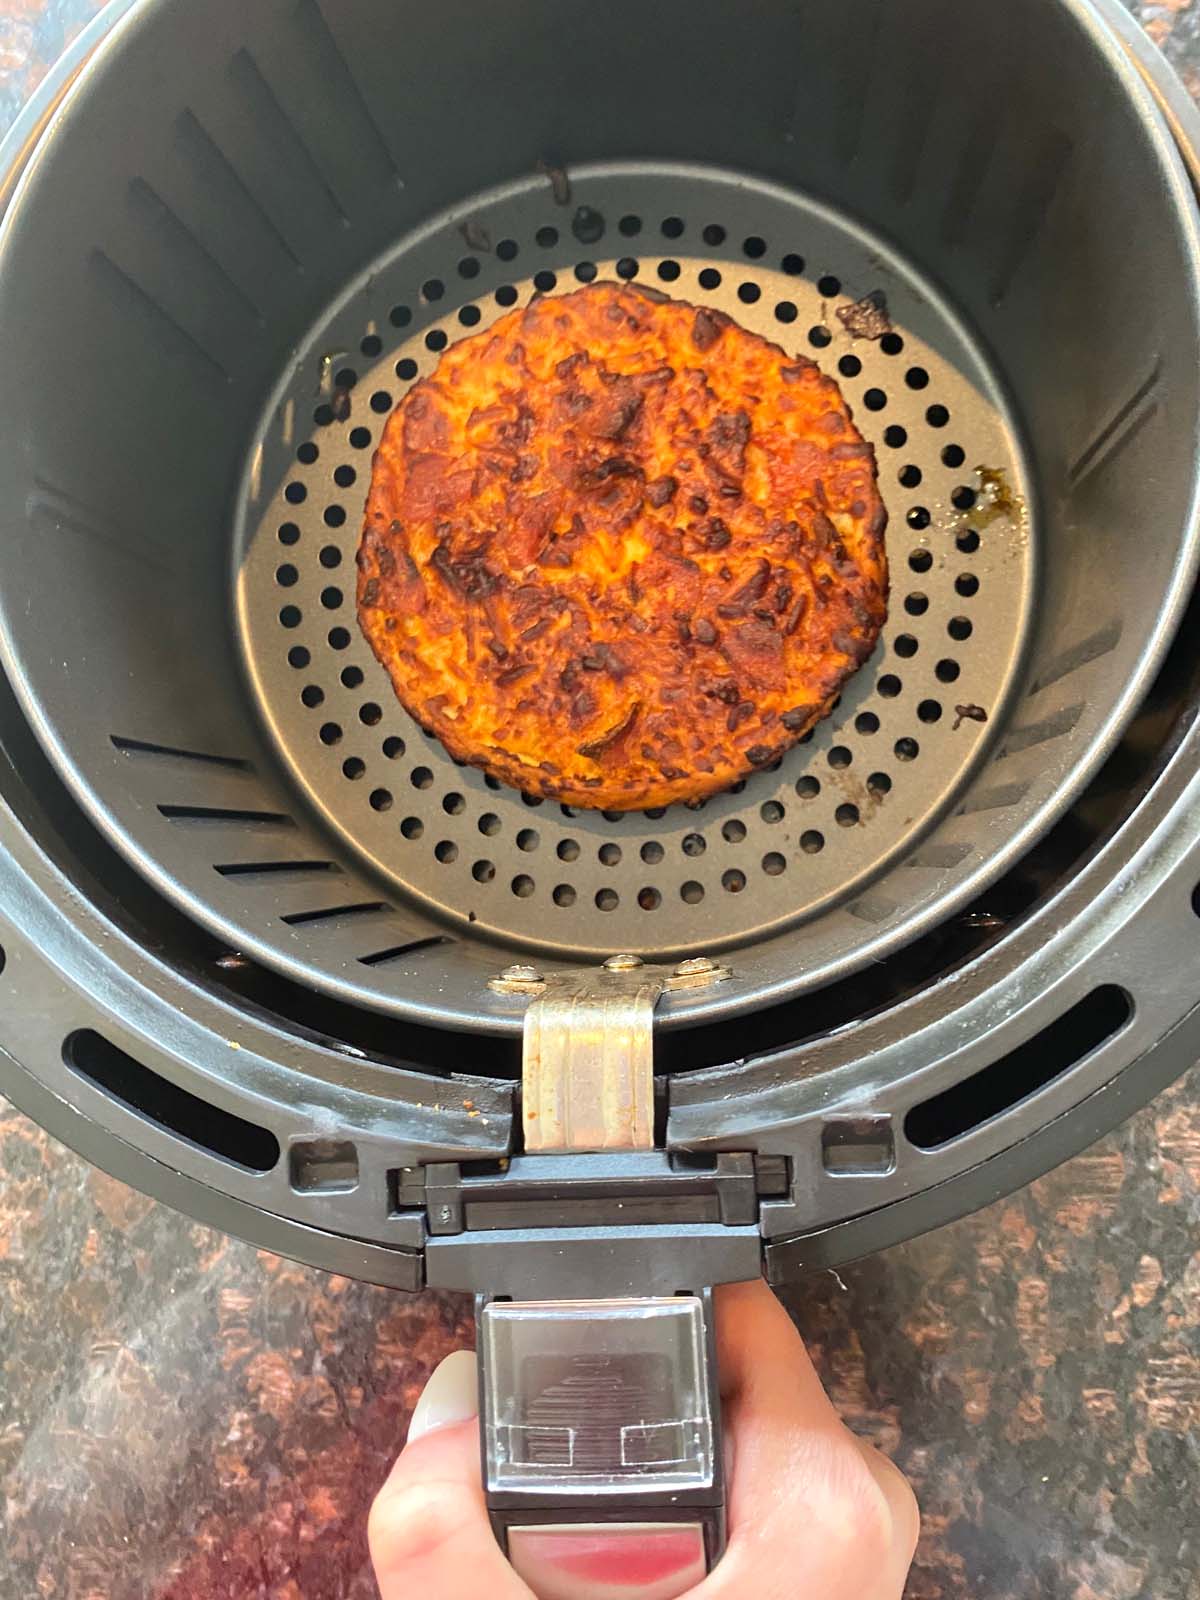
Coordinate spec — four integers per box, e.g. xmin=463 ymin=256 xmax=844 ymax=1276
xmin=477 ymin=1292 xmax=726 ymax=1599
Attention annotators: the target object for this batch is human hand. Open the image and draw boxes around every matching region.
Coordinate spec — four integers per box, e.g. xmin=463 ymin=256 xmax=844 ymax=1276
xmin=370 ymin=1279 xmax=919 ymax=1600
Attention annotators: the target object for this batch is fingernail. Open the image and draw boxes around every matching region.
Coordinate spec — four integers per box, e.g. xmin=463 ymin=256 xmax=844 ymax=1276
xmin=407 ymin=1349 xmax=479 ymax=1443
xmin=509 ymin=1524 xmax=708 ymax=1600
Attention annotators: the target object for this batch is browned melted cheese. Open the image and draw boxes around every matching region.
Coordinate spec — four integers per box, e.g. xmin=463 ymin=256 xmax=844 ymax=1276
xmin=356 ymin=281 xmax=888 ymax=809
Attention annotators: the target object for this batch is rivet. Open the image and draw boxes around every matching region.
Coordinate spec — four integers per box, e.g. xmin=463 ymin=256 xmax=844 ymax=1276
xmin=603 ymin=953 xmax=643 ymax=971
xmin=674 ymin=956 xmax=717 ymax=978
xmin=501 ymin=963 xmax=542 ymax=983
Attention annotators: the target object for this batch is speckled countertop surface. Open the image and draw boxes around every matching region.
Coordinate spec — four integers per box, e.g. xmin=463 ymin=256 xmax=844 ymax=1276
xmin=1 ymin=3 xmax=1199 ymax=1598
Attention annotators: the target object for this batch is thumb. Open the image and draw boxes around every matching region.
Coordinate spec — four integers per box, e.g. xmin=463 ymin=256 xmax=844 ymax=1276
xmin=369 ymin=1350 xmax=531 ymax=1600
xmin=371 ymin=1348 xmax=710 ymax=1600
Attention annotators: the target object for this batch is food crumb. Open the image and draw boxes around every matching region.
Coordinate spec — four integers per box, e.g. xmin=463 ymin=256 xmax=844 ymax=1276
xmin=536 ymin=159 xmax=571 ymax=206
xmin=953 ymin=703 xmax=989 ymax=730
xmin=459 ymin=218 xmax=491 ymax=252
xmin=836 ymin=291 xmax=892 ymax=341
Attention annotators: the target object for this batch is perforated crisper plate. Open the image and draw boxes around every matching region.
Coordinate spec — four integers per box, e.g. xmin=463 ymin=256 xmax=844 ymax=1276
xmin=236 ymin=164 xmax=1032 ymax=970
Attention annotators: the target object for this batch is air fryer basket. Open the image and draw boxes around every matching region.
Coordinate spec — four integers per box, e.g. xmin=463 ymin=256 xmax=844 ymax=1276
xmin=0 ymin=0 xmax=1196 ymax=1037
xmin=0 ymin=0 xmax=1199 ymax=1285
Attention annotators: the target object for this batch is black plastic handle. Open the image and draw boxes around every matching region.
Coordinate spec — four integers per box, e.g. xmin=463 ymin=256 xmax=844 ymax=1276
xmin=477 ymin=1290 xmax=726 ymax=1598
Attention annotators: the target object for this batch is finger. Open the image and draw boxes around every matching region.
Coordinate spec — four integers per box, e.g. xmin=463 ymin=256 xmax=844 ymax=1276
xmin=691 ymin=1279 xmax=918 ymax=1600
xmin=852 ymin=1435 xmax=922 ymax=1596
xmin=369 ymin=1351 xmax=532 ymax=1600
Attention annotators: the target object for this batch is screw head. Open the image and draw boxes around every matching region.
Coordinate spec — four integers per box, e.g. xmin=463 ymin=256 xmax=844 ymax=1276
xmin=603 ymin=953 xmax=643 ymax=971
xmin=674 ymin=956 xmax=717 ymax=978
xmin=500 ymin=962 xmax=542 ymax=983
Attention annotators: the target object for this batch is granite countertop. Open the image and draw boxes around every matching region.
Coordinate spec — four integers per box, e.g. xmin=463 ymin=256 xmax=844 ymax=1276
xmin=1 ymin=3 xmax=1199 ymax=1597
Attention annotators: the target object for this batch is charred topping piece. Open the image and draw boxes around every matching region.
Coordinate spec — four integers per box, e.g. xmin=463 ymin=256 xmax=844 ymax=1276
xmin=578 ymin=701 xmax=642 ymax=759
xmin=953 ymin=703 xmax=989 ymax=729
xmin=835 ymin=291 xmax=893 ymax=341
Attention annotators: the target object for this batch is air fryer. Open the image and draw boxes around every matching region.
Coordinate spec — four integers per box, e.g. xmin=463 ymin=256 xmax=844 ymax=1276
xmin=0 ymin=0 xmax=1199 ymax=1570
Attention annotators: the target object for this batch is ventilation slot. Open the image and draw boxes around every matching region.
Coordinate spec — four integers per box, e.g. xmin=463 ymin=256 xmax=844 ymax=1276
xmin=90 ymin=248 xmax=231 ymax=385
xmin=64 ymin=1028 xmax=279 ymax=1171
xmin=280 ymin=900 xmax=388 ymax=926
xmin=904 ymin=985 xmax=1131 ymax=1149
xmin=215 ymin=859 xmax=340 ymax=877
xmin=1068 ymin=363 xmax=1161 ymax=489
xmin=359 ymin=936 xmax=454 ymax=966
xmin=159 ymin=804 xmax=293 ymax=825
xmin=111 ymin=736 xmax=253 ymax=770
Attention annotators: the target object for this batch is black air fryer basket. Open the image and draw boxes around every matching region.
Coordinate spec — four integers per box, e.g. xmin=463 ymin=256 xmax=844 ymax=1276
xmin=1 ymin=0 xmax=1200 ymax=1564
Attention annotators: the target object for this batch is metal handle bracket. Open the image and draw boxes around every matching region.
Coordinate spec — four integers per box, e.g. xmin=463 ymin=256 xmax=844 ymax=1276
xmin=489 ymin=954 xmax=731 ymax=1154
